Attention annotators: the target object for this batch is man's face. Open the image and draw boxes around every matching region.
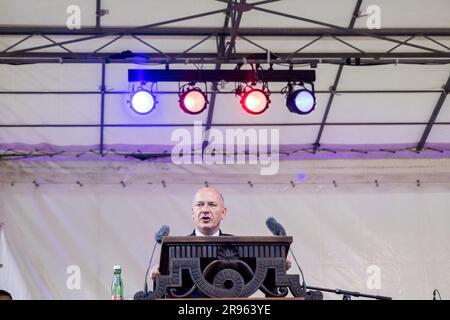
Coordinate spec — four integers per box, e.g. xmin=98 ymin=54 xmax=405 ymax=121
xmin=192 ymin=188 xmax=227 ymax=235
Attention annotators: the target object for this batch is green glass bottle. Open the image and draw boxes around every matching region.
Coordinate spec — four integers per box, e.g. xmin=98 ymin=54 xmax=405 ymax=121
xmin=111 ymin=265 xmax=124 ymax=300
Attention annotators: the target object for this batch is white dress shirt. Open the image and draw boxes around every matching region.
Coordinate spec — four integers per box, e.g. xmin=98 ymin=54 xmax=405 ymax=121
xmin=195 ymin=229 xmax=220 ymax=237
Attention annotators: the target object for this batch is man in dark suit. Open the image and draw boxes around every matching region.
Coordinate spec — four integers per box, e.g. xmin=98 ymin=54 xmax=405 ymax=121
xmin=150 ymin=187 xmax=231 ymax=280
xmin=148 ymin=187 xmax=293 ymax=298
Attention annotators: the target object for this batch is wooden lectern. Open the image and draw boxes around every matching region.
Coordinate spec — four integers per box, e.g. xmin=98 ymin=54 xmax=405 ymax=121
xmin=143 ymin=236 xmax=308 ymax=299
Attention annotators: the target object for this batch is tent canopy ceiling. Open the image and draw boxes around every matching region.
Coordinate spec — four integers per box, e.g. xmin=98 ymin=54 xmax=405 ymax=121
xmin=0 ymin=0 xmax=449 ymax=160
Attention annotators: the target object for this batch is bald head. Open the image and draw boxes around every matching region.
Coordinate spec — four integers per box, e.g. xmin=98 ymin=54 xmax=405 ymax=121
xmin=192 ymin=187 xmax=224 ymax=206
xmin=192 ymin=187 xmax=227 ymax=235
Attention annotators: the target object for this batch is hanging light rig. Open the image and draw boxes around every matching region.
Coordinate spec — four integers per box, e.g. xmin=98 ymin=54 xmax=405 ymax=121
xmin=127 ymin=67 xmax=316 ymax=116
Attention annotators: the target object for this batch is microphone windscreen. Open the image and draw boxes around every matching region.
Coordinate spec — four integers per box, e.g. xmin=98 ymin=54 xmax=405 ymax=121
xmin=266 ymin=217 xmax=286 ymax=236
xmin=154 ymin=225 xmax=170 ymax=244
xmin=305 ymin=290 xmax=324 ymax=300
xmin=133 ymin=291 xmax=147 ymax=300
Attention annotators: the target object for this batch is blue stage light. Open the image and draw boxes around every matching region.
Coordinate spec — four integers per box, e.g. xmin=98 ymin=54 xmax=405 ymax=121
xmin=130 ymin=90 xmax=156 ymax=115
xmin=286 ymin=88 xmax=316 ymax=115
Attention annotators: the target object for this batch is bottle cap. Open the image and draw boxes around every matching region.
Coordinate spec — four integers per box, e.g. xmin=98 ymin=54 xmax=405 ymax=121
xmin=113 ymin=265 xmax=121 ymax=270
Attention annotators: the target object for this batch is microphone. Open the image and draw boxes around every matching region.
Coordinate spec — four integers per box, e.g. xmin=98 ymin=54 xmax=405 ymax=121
xmin=143 ymin=225 xmax=170 ymax=297
xmin=154 ymin=225 xmax=170 ymax=244
xmin=266 ymin=217 xmax=286 ymax=236
xmin=265 ymin=217 xmax=306 ymax=292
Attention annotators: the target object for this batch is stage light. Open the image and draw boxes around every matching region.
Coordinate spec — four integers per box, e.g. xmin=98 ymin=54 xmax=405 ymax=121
xmin=286 ymin=86 xmax=316 ymax=115
xmin=130 ymin=89 xmax=156 ymax=115
xmin=179 ymin=88 xmax=208 ymax=114
xmin=240 ymin=89 xmax=270 ymax=115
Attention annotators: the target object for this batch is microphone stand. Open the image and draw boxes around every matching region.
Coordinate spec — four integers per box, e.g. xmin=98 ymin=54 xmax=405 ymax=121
xmin=306 ymin=285 xmax=392 ymax=300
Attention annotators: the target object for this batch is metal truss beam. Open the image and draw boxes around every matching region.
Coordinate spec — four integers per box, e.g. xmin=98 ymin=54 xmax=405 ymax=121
xmin=0 ymin=9 xmax=227 ymax=55
xmin=2 ymin=52 xmax=448 ymax=59
xmin=1 ymin=122 xmax=450 ymax=129
xmin=202 ymin=0 xmax=234 ymax=155
xmin=225 ymin=0 xmax=245 ymax=58
xmin=416 ymin=75 xmax=450 ymax=152
xmin=251 ymin=7 xmax=446 ymax=53
xmin=1 ymin=27 xmax=449 ymax=37
xmin=96 ymin=0 xmax=102 ymax=32
xmin=99 ymin=62 xmax=106 ymax=155
xmin=2 ymin=58 xmax=447 ymax=65
xmin=1 ymin=52 xmax=448 ymax=65
xmin=313 ymin=0 xmax=363 ymax=152
xmin=0 ymin=89 xmax=444 ymax=95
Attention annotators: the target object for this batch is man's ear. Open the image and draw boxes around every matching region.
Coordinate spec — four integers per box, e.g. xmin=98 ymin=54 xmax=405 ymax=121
xmin=221 ymin=207 xmax=227 ymax=220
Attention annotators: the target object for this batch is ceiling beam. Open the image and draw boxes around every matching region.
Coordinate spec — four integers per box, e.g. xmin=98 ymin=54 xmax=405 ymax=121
xmin=0 ymin=89 xmax=444 ymax=94
xmin=2 ymin=58 xmax=448 ymax=65
xmin=1 ymin=27 xmax=449 ymax=37
xmin=96 ymin=0 xmax=102 ymax=32
xmin=2 ymin=122 xmax=450 ymax=128
xmin=0 ymin=9 xmax=227 ymax=55
xmin=202 ymin=0 xmax=234 ymax=155
xmin=2 ymin=52 xmax=448 ymax=59
xmin=251 ymin=7 xmax=446 ymax=53
xmin=313 ymin=0 xmax=363 ymax=152
xmin=224 ymin=0 xmax=246 ymax=58
xmin=416 ymin=75 xmax=450 ymax=152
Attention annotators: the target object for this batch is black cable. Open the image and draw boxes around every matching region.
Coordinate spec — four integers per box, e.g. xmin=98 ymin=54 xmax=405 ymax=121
xmin=143 ymin=242 xmax=158 ymax=297
xmin=289 ymin=247 xmax=306 ymax=292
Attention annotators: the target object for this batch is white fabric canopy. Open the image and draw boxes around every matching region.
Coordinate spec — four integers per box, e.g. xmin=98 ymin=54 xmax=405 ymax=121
xmin=1 ymin=159 xmax=450 ymax=300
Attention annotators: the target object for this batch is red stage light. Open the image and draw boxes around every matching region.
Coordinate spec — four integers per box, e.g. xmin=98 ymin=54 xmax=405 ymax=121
xmin=240 ymin=89 xmax=270 ymax=115
xmin=179 ymin=88 xmax=208 ymax=114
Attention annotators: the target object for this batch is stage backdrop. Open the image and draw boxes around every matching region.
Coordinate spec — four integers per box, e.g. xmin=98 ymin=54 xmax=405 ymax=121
xmin=1 ymin=158 xmax=450 ymax=300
